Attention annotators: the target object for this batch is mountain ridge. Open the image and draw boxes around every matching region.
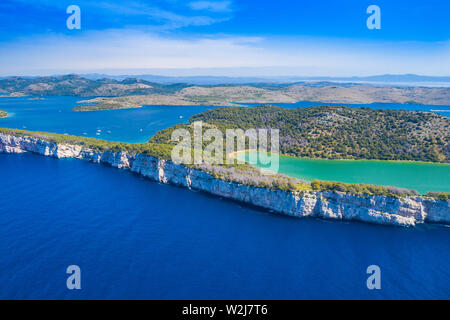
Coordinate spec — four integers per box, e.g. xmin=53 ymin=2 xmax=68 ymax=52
xmin=1 ymin=75 xmax=449 ymax=107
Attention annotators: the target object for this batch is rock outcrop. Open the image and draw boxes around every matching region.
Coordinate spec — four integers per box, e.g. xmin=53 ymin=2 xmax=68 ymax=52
xmin=1 ymin=132 xmax=449 ymax=227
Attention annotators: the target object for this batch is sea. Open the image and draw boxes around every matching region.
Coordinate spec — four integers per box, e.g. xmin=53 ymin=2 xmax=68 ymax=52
xmin=0 ymin=96 xmax=449 ymax=299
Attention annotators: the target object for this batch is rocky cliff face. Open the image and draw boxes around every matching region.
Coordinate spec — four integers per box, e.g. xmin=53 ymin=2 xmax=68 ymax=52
xmin=1 ymin=133 xmax=449 ymax=227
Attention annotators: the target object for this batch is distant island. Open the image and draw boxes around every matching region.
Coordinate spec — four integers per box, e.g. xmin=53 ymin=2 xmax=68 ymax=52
xmin=59 ymin=73 xmax=450 ymax=85
xmin=0 ymin=110 xmax=8 ymax=118
xmin=0 ymin=75 xmax=449 ymax=112
xmin=151 ymin=105 xmax=450 ymax=163
xmin=73 ymin=102 xmax=143 ymax=112
xmin=0 ymin=92 xmax=27 ymax=98
xmin=74 ymin=94 xmax=241 ymax=111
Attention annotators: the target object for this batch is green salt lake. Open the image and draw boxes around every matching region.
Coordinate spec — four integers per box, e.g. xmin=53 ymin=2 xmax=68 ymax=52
xmin=238 ymin=151 xmax=450 ymax=194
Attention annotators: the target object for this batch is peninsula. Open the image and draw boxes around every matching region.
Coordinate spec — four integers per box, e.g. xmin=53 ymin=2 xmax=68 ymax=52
xmin=0 ymin=127 xmax=449 ymax=227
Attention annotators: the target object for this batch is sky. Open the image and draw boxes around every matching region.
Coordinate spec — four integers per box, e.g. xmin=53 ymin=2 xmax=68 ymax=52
xmin=0 ymin=0 xmax=449 ymax=77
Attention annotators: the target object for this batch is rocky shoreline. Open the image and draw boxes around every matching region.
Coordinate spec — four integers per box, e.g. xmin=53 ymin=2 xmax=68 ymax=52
xmin=1 ymin=132 xmax=449 ymax=227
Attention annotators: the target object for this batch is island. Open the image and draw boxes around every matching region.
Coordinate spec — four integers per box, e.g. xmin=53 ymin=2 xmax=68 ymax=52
xmin=0 ymin=110 xmax=8 ymax=118
xmin=1 ymin=75 xmax=450 ymax=111
xmin=0 ymin=92 xmax=28 ymax=98
xmin=0 ymin=105 xmax=449 ymax=227
xmin=75 ymin=83 xmax=450 ymax=111
xmin=73 ymin=102 xmax=143 ymax=112
xmin=74 ymin=94 xmax=239 ymax=111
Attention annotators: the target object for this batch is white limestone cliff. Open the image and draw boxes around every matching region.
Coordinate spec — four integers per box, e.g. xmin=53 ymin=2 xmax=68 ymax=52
xmin=1 ymin=132 xmax=449 ymax=227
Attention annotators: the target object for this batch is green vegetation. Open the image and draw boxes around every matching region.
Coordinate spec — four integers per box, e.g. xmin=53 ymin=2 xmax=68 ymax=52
xmin=311 ymin=180 xmax=419 ymax=197
xmin=0 ymin=110 xmax=7 ymax=118
xmin=151 ymin=105 xmax=450 ymax=163
xmin=426 ymin=192 xmax=450 ymax=201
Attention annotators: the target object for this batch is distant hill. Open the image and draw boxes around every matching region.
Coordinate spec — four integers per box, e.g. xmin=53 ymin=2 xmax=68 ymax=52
xmin=291 ymin=74 xmax=450 ymax=84
xmin=2 ymin=73 xmax=449 ymax=86
xmin=1 ymin=75 xmax=449 ymax=106
xmin=80 ymin=74 xmax=273 ymax=85
xmin=151 ymin=105 xmax=450 ymax=163
xmin=79 ymin=73 xmax=450 ymax=85
xmin=0 ymin=75 xmax=191 ymax=97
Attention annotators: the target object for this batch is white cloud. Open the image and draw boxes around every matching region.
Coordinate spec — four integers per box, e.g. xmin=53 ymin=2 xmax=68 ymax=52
xmin=0 ymin=30 xmax=448 ymax=76
xmin=0 ymin=31 xmax=274 ymax=75
xmin=188 ymin=1 xmax=232 ymax=13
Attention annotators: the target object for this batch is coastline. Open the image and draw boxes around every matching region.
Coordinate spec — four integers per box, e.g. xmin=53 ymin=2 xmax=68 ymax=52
xmin=233 ymin=149 xmax=450 ymax=165
xmin=1 ymin=131 xmax=449 ymax=228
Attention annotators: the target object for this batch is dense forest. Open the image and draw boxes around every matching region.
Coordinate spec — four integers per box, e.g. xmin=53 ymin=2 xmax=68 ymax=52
xmin=151 ymin=105 xmax=450 ymax=163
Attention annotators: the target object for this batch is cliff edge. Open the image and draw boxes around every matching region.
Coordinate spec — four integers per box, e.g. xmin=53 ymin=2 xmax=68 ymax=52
xmin=1 ymin=132 xmax=449 ymax=227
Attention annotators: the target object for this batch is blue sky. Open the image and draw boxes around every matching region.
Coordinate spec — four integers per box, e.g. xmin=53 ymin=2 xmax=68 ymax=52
xmin=0 ymin=0 xmax=449 ymax=76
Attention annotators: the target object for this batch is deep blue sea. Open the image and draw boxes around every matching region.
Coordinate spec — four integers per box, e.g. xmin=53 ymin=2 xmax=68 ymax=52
xmin=1 ymin=153 xmax=449 ymax=300
xmin=0 ymin=97 xmax=449 ymax=299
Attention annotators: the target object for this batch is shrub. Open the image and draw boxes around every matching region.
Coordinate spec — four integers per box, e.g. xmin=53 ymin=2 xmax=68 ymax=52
xmin=311 ymin=180 xmax=419 ymax=197
xmin=426 ymin=192 xmax=450 ymax=201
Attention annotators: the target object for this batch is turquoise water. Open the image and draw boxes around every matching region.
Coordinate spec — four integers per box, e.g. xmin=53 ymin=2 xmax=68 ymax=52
xmin=238 ymin=152 xmax=450 ymax=194
xmin=0 ymin=96 xmax=216 ymax=143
